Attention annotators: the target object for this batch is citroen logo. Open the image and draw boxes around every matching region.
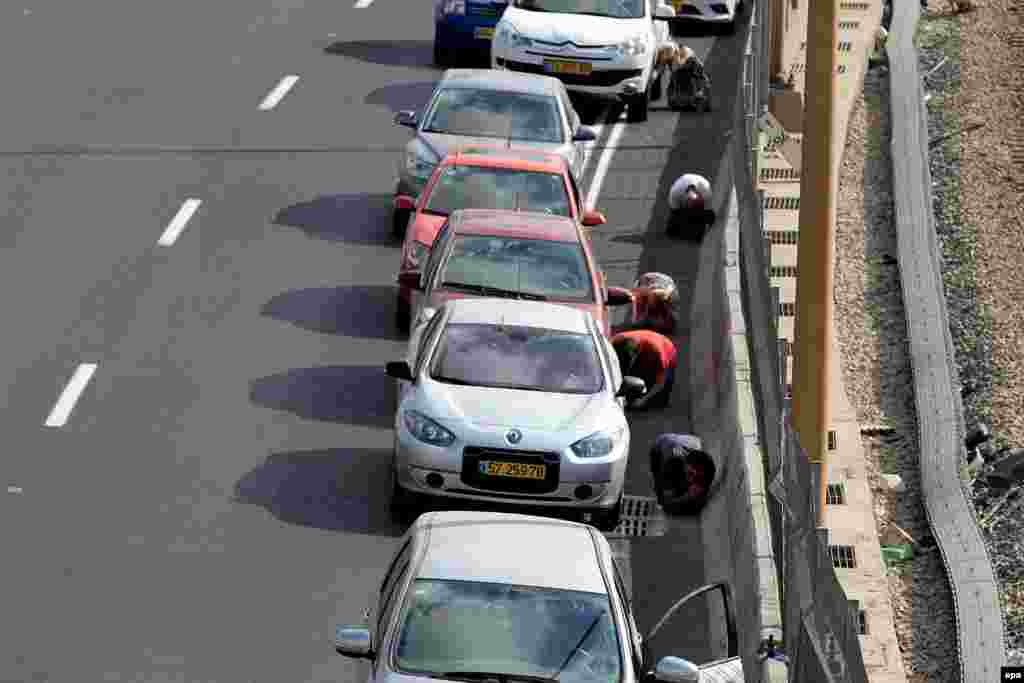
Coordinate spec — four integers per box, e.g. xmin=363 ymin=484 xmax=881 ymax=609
xmin=506 ymin=429 xmax=523 ymax=445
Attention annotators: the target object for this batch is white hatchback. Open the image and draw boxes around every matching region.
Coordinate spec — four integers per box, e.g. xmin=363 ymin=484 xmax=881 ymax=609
xmin=491 ymin=0 xmax=677 ymax=123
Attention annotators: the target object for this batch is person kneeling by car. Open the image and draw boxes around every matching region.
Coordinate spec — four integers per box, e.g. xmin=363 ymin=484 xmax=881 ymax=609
xmin=649 ymin=433 xmax=717 ymax=515
xmin=616 ymin=272 xmax=679 ymax=336
xmin=612 ymin=329 xmax=677 ymax=410
xmin=668 ymin=172 xmax=716 ymax=240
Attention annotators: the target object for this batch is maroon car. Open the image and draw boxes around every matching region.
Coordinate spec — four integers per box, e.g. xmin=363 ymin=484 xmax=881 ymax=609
xmin=397 ymin=208 xmax=632 ymax=336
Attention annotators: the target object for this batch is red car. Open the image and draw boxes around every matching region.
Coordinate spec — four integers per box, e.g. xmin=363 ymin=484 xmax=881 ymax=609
xmin=396 ymin=208 xmax=632 ymax=335
xmin=393 ymin=147 xmax=608 ymax=330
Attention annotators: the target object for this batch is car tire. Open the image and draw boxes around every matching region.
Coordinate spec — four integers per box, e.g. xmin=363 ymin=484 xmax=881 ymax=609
xmin=594 ymin=495 xmax=624 ymax=532
xmin=393 ymin=208 xmax=411 ymax=239
xmin=390 ymin=473 xmax=422 ymax=525
xmin=627 ymin=92 xmax=649 ymax=123
xmin=395 ymin=295 xmax=411 ymax=333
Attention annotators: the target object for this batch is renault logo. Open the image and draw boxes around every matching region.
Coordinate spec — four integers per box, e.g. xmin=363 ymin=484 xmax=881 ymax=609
xmin=506 ymin=429 xmax=523 ymax=445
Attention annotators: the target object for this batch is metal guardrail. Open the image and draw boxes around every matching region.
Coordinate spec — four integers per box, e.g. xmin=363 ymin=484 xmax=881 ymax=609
xmin=886 ymin=2 xmax=1007 ymax=679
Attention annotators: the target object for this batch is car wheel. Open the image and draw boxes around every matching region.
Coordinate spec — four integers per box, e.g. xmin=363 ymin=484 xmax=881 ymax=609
xmin=390 ymin=473 xmax=422 ymax=525
xmin=650 ymin=69 xmax=663 ymax=102
xmin=627 ymin=92 xmax=649 ymax=123
xmin=594 ymin=495 xmax=624 ymax=532
xmin=395 ymin=295 xmax=411 ymax=333
xmin=393 ymin=208 xmax=411 ymax=239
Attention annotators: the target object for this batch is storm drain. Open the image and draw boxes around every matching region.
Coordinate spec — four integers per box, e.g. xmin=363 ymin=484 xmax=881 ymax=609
xmin=760 ymin=167 xmax=801 ymax=182
xmin=769 ymin=265 xmax=798 ymax=278
xmin=763 ymin=195 xmax=801 ymax=211
xmin=839 ymin=20 xmax=860 ymax=30
xmin=606 ymin=495 xmax=667 ymax=538
xmin=764 ymin=229 xmax=799 ymax=245
xmin=840 ymin=1 xmax=870 ymax=10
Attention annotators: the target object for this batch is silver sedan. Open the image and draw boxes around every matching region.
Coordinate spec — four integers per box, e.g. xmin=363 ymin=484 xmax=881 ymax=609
xmin=332 ymin=510 xmax=743 ymax=682
xmin=384 ymin=297 xmax=646 ymax=531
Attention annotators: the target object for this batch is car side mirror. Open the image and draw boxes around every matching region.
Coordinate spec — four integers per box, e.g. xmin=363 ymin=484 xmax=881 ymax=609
xmin=649 ymin=656 xmax=700 ymax=683
xmin=394 ymin=195 xmax=417 ymax=212
xmin=653 ymin=3 xmax=676 ymax=19
xmin=617 ymin=376 xmax=647 ymax=399
xmin=394 ymin=110 xmax=419 ymax=128
xmin=397 ymin=270 xmax=424 ymax=291
xmin=572 ymin=126 xmax=597 ymax=142
xmin=582 ymin=209 xmax=607 ymax=227
xmin=386 ymin=361 xmax=415 ymax=382
xmin=606 ymin=286 xmax=633 ymax=307
xmin=334 ymin=625 xmax=373 ymax=659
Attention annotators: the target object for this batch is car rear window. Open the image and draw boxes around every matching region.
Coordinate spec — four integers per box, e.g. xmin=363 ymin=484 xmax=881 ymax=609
xmin=422 ymin=88 xmax=563 ymax=144
xmin=425 ymin=166 xmax=571 ymax=217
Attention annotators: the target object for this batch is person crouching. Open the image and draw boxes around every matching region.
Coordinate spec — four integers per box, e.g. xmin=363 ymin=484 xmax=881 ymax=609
xmin=611 ymin=329 xmax=677 ymax=410
xmin=667 ymin=172 xmax=715 ymax=240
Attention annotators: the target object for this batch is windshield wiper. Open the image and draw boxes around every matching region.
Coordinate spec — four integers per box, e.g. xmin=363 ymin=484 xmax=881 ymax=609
xmin=442 ymin=672 xmax=553 ymax=683
xmin=440 ymin=282 xmax=547 ymax=301
xmin=554 ymin=613 xmax=604 ymax=678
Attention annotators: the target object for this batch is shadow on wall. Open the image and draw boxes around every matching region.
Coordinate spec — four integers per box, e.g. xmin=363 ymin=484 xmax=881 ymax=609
xmin=249 ymin=365 xmax=394 ymax=428
xmin=325 ymin=40 xmax=439 ymax=70
xmin=365 ymin=81 xmax=442 ymax=115
xmin=274 ymin=193 xmax=398 ymax=246
xmin=234 ymin=448 xmax=403 ymax=537
xmin=261 ymin=285 xmax=402 ymax=340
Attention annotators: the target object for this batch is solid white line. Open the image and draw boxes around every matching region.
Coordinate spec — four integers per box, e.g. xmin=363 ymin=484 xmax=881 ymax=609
xmin=353 ymin=0 xmax=374 ymax=7
xmin=580 ymin=123 xmax=605 ymax=181
xmin=157 ymin=198 xmax=202 ymax=247
xmin=258 ymin=75 xmax=300 ymax=111
xmin=585 ymin=114 xmax=626 ymax=210
xmin=44 ymin=363 xmax=98 ymax=427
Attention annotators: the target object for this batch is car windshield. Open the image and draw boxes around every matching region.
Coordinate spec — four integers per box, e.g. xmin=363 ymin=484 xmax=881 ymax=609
xmin=396 ymin=579 xmax=622 ymax=682
xmin=422 ymin=88 xmax=563 ymax=143
xmin=430 ymin=323 xmax=604 ymax=393
xmin=425 ymin=166 xmax=571 ymax=217
xmin=441 ymin=234 xmax=594 ymax=302
xmin=513 ymin=0 xmax=644 ymax=19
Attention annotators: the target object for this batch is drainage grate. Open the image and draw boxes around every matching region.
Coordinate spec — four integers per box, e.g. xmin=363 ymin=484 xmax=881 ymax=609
xmin=838 ymin=41 xmax=852 ymax=52
xmin=828 ymin=429 xmax=838 ymax=451
xmin=769 ymin=265 xmax=798 ymax=278
xmin=830 ymin=544 xmax=857 ymax=568
xmin=840 ymin=1 xmax=870 ymax=10
xmin=607 ymin=496 xmax=662 ymax=538
xmin=760 ymin=167 xmax=801 ymax=182
xmin=763 ymin=195 xmax=801 ymax=210
xmin=764 ymin=229 xmax=799 ymax=244
xmin=839 ymin=20 xmax=860 ymax=29
xmin=779 ymin=302 xmax=796 ymax=317
xmin=849 ymin=600 xmax=869 ymax=634
xmin=827 ymin=483 xmax=847 ymax=505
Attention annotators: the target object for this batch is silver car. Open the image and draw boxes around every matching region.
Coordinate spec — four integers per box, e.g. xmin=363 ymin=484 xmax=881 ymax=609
xmin=393 ymin=69 xmax=597 ymax=204
xmin=384 ymin=297 xmax=646 ymax=531
xmin=332 ymin=510 xmax=744 ymax=682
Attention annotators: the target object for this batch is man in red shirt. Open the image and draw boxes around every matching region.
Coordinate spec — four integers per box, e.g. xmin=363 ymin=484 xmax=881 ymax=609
xmin=611 ymin=329 xmax=677 ymax=410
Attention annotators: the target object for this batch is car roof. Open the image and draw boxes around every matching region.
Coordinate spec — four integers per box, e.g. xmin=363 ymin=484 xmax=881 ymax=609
xmin=442 ymin=147 xmax=566 ymax=173
xmin=413 ymin=511 xmax=608 ymax=594
xmin=439 ymin=68 xmax=561 ymax=96
xmin=449 ymin=208 xmax=580 ymax=243
xmin=442 ymin=297 xmax=594 ymax=334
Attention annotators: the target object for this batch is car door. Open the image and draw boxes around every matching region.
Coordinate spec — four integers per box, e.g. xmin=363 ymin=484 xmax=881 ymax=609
xmin=399 ymin=309 xmax=446 ymax=404
xmin=414 ymin=220 xmax=453 ymax=320
xmin=372 ymin=539 xmax=414 ymax=674
xmin=557 ymin=83 xmax=586 ymax=180
xmin=610 ymin=556 xmax=648 ymax=673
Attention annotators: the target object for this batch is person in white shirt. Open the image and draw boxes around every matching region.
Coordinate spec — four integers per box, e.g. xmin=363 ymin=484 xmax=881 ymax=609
xmin=667 ymin=173 xmax=715 ymax=240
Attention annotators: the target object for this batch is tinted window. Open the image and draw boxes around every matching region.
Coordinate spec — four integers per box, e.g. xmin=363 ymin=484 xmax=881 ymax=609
xmin=396 ymin=579 xmax=622 ymax=682
xmin=422 ymin=88 xmax=563 ymax=143
xmin=513 ymin=0 xmax=643 ymax=19
xmin=441 ymin=234 xmax=594 ymax=301
xmin=431 ymin=322 xmax=604 ymax=394
xmin=425 ymin=166 xmax=571 ymax=217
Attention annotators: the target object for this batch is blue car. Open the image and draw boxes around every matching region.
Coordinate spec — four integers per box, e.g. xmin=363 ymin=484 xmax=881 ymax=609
xmin=434 ymin=0 xmax=509 ymax=67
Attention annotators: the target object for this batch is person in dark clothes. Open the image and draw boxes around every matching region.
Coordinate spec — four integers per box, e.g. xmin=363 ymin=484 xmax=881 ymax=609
xmin=649 ymin=433 xmax=717 ymax=515
xmin=611 ymin=329 xmax=677 ymax=410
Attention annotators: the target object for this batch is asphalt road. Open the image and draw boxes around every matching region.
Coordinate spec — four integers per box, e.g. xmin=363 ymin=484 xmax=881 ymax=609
xmin=0 ymin=2 xmax=747 ymax=681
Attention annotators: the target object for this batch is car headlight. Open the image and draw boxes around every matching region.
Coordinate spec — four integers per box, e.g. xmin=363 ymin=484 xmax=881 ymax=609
xmin=403 ymin=241 xmax=430 ymax=270
xmin=437 ymin=0 xmax=466 ymax=17
xmin=498 ymin=25 xmax=533 ymax=48
xmin=403 ymin=410 xmax=457 ymax=447
xmin=405 ymin=149 xmax=437 ymax=182
xmin=618 ymin=35 xmax=648 ymax=57
xmin=571 ymin=426 xmax=626 ymax=459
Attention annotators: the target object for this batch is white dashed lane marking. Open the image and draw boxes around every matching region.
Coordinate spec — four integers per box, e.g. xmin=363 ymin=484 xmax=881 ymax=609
xmin=258 ymin=75 xmax=300 ymax=111
xmin=157 ymin=199 xmax=202 ymax=247
xmin=44 ymin=363 xmax=98 ymax=427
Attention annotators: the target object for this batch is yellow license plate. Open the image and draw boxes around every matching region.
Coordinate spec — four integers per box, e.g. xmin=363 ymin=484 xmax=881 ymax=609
xmin=544 ymin=59 xmax=592 ymax=76
xmin=475 ymin=27 xmax=495 ymax=39
xmin=480 ymin=461 xmax=547 ymax=480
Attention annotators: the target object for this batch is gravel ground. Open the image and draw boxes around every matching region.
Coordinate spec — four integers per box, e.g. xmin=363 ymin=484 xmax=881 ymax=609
xmin=917 ymin=1 xmax=1024 ymax=661
xmin=834 ymin=62 xmax=959 ymax=682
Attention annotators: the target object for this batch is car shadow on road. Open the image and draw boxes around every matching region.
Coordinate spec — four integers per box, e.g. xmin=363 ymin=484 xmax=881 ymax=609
xmin=365 ymin=81 xmax=441 ymax=115
xmin=274 ymin=193 xmax=397 ymax=246
xmin=325 ymin=40 xmax=439 ymax=70
xmin=233 ymin=448 xmax=402 ymax=537
xmin=250 ymin=366 xmax=394 ymax=428
xmin=261 ymin=285 xmax=401 ymax=340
